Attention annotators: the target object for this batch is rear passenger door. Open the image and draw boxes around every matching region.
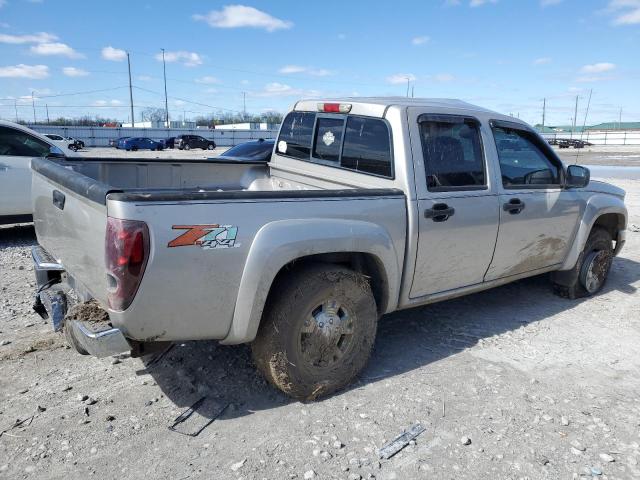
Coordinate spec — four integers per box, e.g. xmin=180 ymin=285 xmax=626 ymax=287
xmin=408 ymin=111 xmax=500 ymax=297
xmin=484 ymin=120 xmax=580 ymax=280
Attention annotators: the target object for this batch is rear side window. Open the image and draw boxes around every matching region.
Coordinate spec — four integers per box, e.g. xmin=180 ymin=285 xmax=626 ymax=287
xmin=277 ymin=112 xmax=315 ymax=160
xmin=419 ymin=119 xmax=485 ymax=190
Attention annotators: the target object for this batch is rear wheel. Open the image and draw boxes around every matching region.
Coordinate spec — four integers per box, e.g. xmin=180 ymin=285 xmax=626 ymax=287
xmin=552 ymin=227 xmax=613 ymax=299
xmin=252 ymin=264 xmax=378 ymax=401
xmin=207 ymin=144 xmax=215 ymax=150
xmin=184 ymin=143 xmax=191 ymax=151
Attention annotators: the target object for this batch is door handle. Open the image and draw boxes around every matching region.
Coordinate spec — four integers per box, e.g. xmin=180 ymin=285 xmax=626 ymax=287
xmin=424 ymin=203 xmax=455 ymax=222
xmin=503 ymin=198 xmax=525 ymax=214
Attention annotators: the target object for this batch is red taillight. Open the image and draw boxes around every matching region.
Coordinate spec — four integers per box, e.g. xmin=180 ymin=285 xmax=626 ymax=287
xmin=317 ymin=102 xmax=352 ymax=113
xmin=105 ymin=217 xmax=149 ymax=311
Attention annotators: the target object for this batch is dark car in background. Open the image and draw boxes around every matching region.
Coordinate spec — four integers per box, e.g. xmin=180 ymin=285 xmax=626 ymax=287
xmin=218 ymin=138 xmax=274 ymax=162
xmin=162 ymin=137 xmax=176 ymax=149
xmin=175 ymin=134 xmax=216 ymax=150
xmin=122 ymin=137 xmax=164 ymax=151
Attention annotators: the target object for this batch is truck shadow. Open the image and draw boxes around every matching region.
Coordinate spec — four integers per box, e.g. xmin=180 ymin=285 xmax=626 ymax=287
xmin=141 ymin=256 xmax=640 ymax=423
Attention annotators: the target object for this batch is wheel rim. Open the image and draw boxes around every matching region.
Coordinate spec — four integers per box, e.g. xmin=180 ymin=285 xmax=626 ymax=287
xmin=299 ymin=299 xmax=355 ymax=369
xmin=580 ymin=250 xmax=612 ymax=293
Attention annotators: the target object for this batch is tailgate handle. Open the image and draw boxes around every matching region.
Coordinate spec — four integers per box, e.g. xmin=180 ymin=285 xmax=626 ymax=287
xmin=52 ymin=190 xmax=66 ymax=210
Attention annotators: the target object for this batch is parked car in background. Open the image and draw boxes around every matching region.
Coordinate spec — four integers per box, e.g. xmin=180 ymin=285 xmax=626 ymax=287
xmin=30 ymin=98 xmax=627 ymax=400
xmin=175 ymin=134 xmax=216 ymax=150
xmin=67 ymin=137 xmax=85 ymax=149
xmin=162 ymin=137 xmax=176 ymax=149
xmin=110 ymin=137 xmax=129 ymax=148
xmin=122 ymin=137 xmax=164 ymax=151
xmin=547 ymin=138 xmax=559 ymax=146
xmin=558 ymin=139 xmax=572 ymax=148
xmin=0 ymin=120 xmax=71 ymax=224
xmin=44 ymin=133 xmax=79 ymax=152
xmin=217 ymin=138 xmax=274 ymax=162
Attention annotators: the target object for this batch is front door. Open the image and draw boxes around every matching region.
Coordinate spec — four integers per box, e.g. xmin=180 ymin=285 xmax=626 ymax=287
xmin=409 ymin=111 xmax=500 ymax=298
xmin=0 ymin=126 xmax=51 ymax=216
xmin=484 ymin=121 xmax=580 ymax=281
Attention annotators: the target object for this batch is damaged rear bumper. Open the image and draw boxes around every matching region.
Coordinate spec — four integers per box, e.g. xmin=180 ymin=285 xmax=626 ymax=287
xmin=31 ymin=245 xmax=131 ymax=358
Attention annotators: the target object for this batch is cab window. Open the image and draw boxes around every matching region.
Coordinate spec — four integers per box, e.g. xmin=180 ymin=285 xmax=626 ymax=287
xmin=492 ymin=126 xmax=561 ymax=187
xmin=419 ymin=118 xmax=486 ymax=191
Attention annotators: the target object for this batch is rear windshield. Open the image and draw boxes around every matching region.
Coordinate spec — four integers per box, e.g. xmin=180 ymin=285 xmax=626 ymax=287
xmin=222 ymin=141 xmax=273 ymax=159
xmin=276 ymin=112 xmax=393 ymax=178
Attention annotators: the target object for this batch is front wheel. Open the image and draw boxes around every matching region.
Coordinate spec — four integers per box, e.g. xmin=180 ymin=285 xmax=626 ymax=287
xmin=552 ymin=227 xmax=613 ymax=299
xmin=207 ymin=144 xmax=215 ymax=150
xmin=184 ymin=144 xmax=191 ymax=151
xmin=252 ymin=264 xmax=378 ymax=401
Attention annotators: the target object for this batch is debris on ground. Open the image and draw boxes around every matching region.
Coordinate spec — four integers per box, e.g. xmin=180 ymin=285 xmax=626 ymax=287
xmin=377 ymin=423 xmax=426 ymax=459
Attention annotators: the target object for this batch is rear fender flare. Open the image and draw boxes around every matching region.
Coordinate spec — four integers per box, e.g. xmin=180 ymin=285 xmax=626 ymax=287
xmin=220 ymin=218 xmax=401 ymax=344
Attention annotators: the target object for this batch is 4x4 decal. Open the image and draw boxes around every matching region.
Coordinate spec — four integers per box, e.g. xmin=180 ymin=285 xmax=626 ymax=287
xmin=168 ymin=224 xmax=239 ymax=250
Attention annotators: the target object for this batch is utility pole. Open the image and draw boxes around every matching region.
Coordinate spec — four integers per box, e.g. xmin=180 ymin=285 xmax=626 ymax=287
xmin=406 ymin=78 xmax=410 ymax=98
xmin=542 ymin=98 xmax=546 ymax=131
xmin=242 ymin=92 xmax=246 ymax=119
xmin=619 ymin=107 xmax=622 ymax=130
xmin=411 ymin=85 xmax=414 ymax=98
xmin=14 ymin=99 xmax=18 ymax=122
xmin=161 ymin=48 xmax=169 ymax=128
xmin=127 ymin=52 xmax=135 ymax=128
xmin=46 ymin=104 xmax=50 ymax=124
xmin=572 ymin=95 xmax=579 ymax=136
xmin=31 ymin=91 xmax=36 ymax=124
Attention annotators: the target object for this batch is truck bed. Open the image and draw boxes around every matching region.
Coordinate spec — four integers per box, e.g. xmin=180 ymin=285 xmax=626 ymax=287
xmin=31 ymin=156 xmax=407 ymax=344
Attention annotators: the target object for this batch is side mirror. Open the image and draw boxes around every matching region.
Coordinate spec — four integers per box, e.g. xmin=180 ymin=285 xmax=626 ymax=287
xmin=566 ymin=165 xmax=590 ymax=188
xmin=47 ymin=145 xmax=66 ymax=158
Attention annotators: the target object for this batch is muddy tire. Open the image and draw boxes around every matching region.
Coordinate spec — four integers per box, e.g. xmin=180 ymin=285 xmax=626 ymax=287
xmin=252 ymin=264 xmax=378 ymax=401
xmin=552 ymin=227 xmax=613 ymax=299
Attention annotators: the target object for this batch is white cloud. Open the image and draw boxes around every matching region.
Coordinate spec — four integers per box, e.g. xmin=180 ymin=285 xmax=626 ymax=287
xmin=156 ymin=51 xmax=202 ymax=67
xmin=253 ymin=82 xmax=321 ymax=98
xmin=92 ymin=99 xmax=122 ymax=107
xmin=386 ymin=73 xmax=416 ymax=85
xmin=608 ymin=0 xmax=640 ymax=25
xmin=412 ymin=36 xmax=430 ymax=45
xmin=194 ymin=75 xmax=220 ymax=84
xmin=278 ymin=65 xmax=333 ymax=76
xmin=137 ymin=75 xmax=152 ymax=81
xmin=193 ymin=5 xmax=292 ymax=32
xmin=541 ymin=0 xmax=563 ymax=6
xmin=0 ymin=31 xmax=57 ymax=44
xmin=580 ymin=62 xmax=616 ymax=73
xmin=0 ymin=64 xmax=49 ymax=79
xmin=31 ymin=42 xmax=83 ymax=58
xmin=62 ymin=66 xmax=89 ymax=77
xmin=470 ymin=0 xmax=498 ymax=6
xmin=533 ymin=57 xmax=552 ymax=65
xmin=101 ymin=46 xmax=126 ymax=61
xmin=173 ymin=100 xmax=186 ymax=107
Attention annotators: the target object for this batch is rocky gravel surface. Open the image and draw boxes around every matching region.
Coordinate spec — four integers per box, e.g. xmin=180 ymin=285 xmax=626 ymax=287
xmin=0 ymin=178 xmax=639 ymax=480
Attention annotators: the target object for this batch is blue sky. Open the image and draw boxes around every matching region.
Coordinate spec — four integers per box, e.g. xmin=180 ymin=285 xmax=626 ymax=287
xmin=0 ymin=0 xmax=639 ymax=126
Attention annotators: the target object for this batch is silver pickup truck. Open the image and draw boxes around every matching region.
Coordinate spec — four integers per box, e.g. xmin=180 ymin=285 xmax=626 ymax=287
xmin=31 ymin=98 xmax=627 ymax=400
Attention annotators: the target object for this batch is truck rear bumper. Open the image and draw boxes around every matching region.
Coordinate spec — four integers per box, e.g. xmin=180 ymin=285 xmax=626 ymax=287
xmin=32 ymin=245 xmax=130 ymax=358
xmin=68 ymin=320 xmax=130 ymax=358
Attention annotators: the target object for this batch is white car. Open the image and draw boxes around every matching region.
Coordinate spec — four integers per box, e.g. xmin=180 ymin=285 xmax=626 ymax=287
xmin=0 ymin=120 xmax=74 ymax=224
xmin=43 ymin=133 xmax=80 ymax=152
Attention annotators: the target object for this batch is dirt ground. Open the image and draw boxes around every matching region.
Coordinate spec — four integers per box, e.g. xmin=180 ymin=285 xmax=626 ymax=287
xmin=1 ymin=179 xmax=639 ymax=480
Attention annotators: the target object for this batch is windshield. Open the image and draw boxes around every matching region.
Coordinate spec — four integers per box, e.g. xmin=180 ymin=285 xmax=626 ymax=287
xmin=222 ymin=141 xmax=273 ymax=159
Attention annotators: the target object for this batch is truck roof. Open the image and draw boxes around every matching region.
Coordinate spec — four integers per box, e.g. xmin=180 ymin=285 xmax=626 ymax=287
xmin=294 ymin=97 xmax=521 ymax=124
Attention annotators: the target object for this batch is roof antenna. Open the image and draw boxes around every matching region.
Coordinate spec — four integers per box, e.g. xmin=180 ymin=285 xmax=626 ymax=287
xmin=576 ymin=89 xmax=593 ymax=165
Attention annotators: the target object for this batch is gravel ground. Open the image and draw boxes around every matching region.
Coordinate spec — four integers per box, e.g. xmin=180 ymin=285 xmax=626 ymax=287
xmin=0 ymin=179 xmax=639 ymax=480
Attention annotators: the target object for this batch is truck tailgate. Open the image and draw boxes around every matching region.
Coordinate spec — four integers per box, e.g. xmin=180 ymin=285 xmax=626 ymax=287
xmin=32 ymin=158 xmax=111 ymax=304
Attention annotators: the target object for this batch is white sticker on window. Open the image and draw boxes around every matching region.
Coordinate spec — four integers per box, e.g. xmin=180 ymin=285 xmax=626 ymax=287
xmin=277 ymin=140 xmax=287 ymax=153
xmin=322 ymin=131 xmax=335 ymax=146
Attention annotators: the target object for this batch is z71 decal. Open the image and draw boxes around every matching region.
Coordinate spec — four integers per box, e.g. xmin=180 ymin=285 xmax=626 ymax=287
xmin=168 ymin=224 xmax=239 ymax=250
